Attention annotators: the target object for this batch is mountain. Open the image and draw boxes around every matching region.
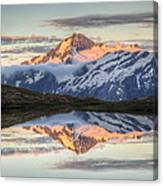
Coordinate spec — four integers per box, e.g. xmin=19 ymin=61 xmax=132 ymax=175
xmin=21 ymin=33 xmax=141 ymax=65
xmin=2 ymin=50 xmax=157 ymax=101
xmin=58 ymin=50 xmax=157 ymax=100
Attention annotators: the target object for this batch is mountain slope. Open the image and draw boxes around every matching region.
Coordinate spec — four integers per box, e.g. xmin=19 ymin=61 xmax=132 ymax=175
xmin=2 ymin=50 xmax=157 ymax=101
xmin=58 ymin=50 xmax=157 ymax=100
xmin=21 ymin=33 xmax=141 ymax=65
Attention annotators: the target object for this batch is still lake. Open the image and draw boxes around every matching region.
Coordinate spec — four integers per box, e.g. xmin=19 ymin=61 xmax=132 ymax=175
xmin=1 ymin=111 xmax=158 ymax=180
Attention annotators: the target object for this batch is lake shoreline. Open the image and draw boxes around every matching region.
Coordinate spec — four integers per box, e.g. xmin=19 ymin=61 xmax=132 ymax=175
xmin=1 ymin=84 xmax=157 ymax=128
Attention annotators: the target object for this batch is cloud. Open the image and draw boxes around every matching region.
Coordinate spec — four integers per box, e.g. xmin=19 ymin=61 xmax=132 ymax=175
xmin=1 ymin=35 xmax=62 ymax=44
xmin=2 ymin=45 xmax=52 ymax=54
xmin=50 ymin=159 xmax=154 ymax=170
xmin=42 ymin=12 xmax=157 ymax=28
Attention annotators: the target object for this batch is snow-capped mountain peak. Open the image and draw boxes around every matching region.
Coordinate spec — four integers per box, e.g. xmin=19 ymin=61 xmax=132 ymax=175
xmin=21 ymin=33 xmax=141 ymax=65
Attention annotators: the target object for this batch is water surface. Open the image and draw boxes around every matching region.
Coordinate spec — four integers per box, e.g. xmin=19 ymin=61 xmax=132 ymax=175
xmin=1 ymin=111 xmax=158 ymax=180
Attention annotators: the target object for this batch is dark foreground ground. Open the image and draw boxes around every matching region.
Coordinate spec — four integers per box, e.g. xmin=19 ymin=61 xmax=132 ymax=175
xmin=1 ymin=84 xmax=157 ymax=128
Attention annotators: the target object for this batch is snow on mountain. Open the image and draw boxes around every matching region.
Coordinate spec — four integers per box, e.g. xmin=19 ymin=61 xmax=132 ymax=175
xmin=21 ymin=33 xmax=141 ymax=65
xmin=1 ymin=50 xmax=157 ymax=101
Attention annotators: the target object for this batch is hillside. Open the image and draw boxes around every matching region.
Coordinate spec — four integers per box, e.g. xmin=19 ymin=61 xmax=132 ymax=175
xmin=2 ymin=84 xmax=157 ymax=113
xmin=1 ymin=84 xmax=80 ymax=109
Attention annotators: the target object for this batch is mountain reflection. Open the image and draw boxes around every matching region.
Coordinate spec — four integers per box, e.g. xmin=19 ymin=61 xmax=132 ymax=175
xmin=23 ymin=124 xmax=144 ymax=154
xmin=2 ymin=111 xmax=157 ymax=155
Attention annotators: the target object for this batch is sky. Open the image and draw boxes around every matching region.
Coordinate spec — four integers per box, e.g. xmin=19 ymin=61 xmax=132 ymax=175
xmin=1 ymin=1 xmax=156 ymax=42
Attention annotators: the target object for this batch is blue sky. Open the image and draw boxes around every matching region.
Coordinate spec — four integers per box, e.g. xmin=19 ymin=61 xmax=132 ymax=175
xmin=1 ymin=1 xmax=155 ymax=41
